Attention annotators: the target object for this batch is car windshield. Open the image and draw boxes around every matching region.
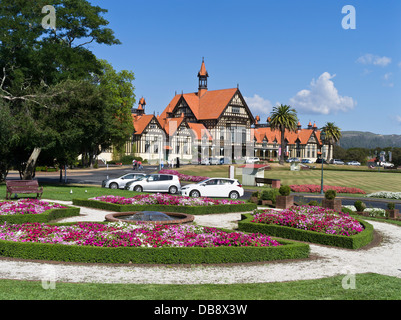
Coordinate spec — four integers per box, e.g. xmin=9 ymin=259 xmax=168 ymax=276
xmin=197 ymin=179 xmax=210 ymax=184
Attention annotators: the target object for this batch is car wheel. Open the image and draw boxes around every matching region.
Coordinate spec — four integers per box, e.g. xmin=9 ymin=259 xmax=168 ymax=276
xmin=190 ymin=190 xmax=200 ymax=198
xmin=109 ymin=183 xmax=118 ymax=189
xmin=169 ymin=186 xmax=178 ymax=194
xmin=134 ymin=185 xmax=143 ymax=192
xmin=229 ymin=191 xmax=239 ymax=200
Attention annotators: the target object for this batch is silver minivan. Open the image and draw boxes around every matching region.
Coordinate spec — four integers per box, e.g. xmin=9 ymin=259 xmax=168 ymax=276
xmin=125 ymin=174 xmax=181 ymax=194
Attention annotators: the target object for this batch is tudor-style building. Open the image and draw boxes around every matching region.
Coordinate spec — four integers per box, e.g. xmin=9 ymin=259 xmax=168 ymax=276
xmin=99 ymin=59 xmax=330 ymax=164
xmin=157 ymin=59 xmax=255 ymax=163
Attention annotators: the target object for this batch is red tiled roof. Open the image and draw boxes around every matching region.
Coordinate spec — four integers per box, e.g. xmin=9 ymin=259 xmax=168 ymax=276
xmin=160 ymin=88 xmax=238 ymax=122
xmin=253 ymin=127 xmax=322 ymax=145
xmin=132 ymin=114 xmax=155 ymax=135
xmin=188 ymin=122 xmax=212 ymax=141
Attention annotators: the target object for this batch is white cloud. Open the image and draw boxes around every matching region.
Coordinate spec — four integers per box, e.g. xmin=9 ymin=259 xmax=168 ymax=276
xmin=383 ymin=72 xmax=392 ymax=80
xmin=289 ymin=72 xmax=356 ymax=115
xmin=395 ymin=115 xmax=401 ymax=124
xmin=383 ymin=73 xmax=394 ymax=87
xmin=356 ymin=54 xmax=392 ymax=67
xmin=244 ymin=94 xmax=273 ymax=116
xmin=398 ymin=62 xmax=401 ymax=69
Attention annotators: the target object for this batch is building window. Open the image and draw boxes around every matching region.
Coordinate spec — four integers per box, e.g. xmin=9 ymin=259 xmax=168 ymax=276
xmin=232 ymin=107 xmax=240 ymax=114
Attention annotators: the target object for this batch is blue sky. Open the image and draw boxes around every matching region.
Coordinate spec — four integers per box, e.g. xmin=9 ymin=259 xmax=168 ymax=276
xmin=88 ymin=0 xmax=401 ymax=135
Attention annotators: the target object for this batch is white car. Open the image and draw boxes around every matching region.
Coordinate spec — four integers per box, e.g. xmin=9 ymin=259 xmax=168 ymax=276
xmin=180 ymin=178 xmax=244 ymax=199
xmin=331 ymin=159 xmax=345 ymax=165
xmin=346 ymin=161 xmax=361 ymax=166
xmin=380 ymin=161 xmax=394 ymax=168
xmin=125 ymin=174 xmax=181 ymax=194
xmin=246 ymin=157 xmax=260 ymax=164
xmin=209 ymin=157 xmax=220 ymax=165
xmin=102 ymin=173 xmax=146 ymax=189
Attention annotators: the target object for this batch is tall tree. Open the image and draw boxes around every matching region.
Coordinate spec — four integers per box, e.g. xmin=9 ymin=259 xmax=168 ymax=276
xmin=322 ymin=122 xmax=342 ymax=162
xmin=269 ymin=104 xmax=298 ymax=165
xmin=0 ymin=0 xmax=124 ymax=178
xmin=0 ymin=102 xmax=14 ymax=182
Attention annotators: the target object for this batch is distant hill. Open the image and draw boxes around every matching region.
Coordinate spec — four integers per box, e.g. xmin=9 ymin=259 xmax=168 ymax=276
xmin=338 ymin=131 xmax=401 ymax=149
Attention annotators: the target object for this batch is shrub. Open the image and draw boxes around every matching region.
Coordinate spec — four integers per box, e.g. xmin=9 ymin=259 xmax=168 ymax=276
xmin=260 ymin=189 xmax=280 ymax=204
xmin=341 ymin=207 xmax=354 ymax=215
xmin=279 ymin=185 xmax=291 ymax=196
xmin=251 ymin=191 xmax=260 ymax=198
xmin=324 ymin=189 xmax=337 ymax=200
xmin=308 ymin=200 xmax=320 ymax=207
xmin=387 ymin=202 xmax=395 ymax=210
xmin=354 ymin=200 xmax=366 ymax=212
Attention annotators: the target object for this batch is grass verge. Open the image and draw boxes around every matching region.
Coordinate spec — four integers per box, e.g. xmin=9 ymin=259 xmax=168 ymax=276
xmin=0 ymin=273 xmax=399 ymax=300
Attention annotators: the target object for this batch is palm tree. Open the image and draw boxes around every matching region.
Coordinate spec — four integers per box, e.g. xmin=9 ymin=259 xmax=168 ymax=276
xmin=269 ymin=104 xmax=298 ymax=165
xmin=321 ymin=122 xmax=342 ymax=162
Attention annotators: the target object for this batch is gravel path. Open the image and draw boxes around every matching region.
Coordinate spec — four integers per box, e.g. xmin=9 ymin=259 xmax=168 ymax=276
xmin=0 ymin=201 xmax=400 ymax=285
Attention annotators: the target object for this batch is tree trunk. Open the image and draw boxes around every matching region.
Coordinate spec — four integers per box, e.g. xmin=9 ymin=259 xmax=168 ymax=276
xmin=22 ymin=148 xmax=41 ymax=180
xmin=279 ymin=129 xmax=285 ymax=165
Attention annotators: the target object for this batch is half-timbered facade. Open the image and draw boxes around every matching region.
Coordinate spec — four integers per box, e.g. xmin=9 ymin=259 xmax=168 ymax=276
xmin=100 ymin=60 xmax=330 ymax=164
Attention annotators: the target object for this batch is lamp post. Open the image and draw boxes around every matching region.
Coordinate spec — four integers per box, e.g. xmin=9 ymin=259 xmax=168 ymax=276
xmin=320 ymin=130 xmax=326 ymax=195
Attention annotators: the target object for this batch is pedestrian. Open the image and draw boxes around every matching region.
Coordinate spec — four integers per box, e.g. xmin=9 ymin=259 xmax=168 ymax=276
xmin=138 ymin=161 xmax=143 ymax=171
xmin=132 ymin=159 xmax=137 ymax=170
xmin=160 ymin=159 xmax=164 ymax=169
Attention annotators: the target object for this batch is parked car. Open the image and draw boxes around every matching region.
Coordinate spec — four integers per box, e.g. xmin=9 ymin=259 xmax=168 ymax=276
xmin=315 ymin=159 xmax=328 ymax=164
xmin=301 ymin=159 xmax=313 ymax=164
xmin=201 ymin=158 xmax=210 ymax=165
xmin=245 ymin=157 xmax=260 ymax=164
xmin=102 ymin=173 xmax=146 ymax=189
xmin=209 ymin=157 xmax=221 ymax=165
xmin=331 ymin=159 xmax=345 ymax=165
xmin=125 ymin=174 xmax=181 ymax=194
xmin=380 ymin=161 xmax=394 ymax=168
xmin=286 ymin=157 xmax=300 ymax=163
xmin=180 ymin=178 xmax=244 ymax=199
xmin=346 ymin=161 xmax=361 ymax=166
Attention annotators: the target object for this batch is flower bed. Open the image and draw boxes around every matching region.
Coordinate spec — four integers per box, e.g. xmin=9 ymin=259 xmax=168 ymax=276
xmin=238 ymin=206 xmax=374 ymax=249
xmin=91 ymin=194 xmax=245 ymax=206
xmin=73 ymin=194 xmax=257 ymax=215
xmin=159 ymin=169 xmax=209 ymax=182
xmin=0 ymin=221 xmax=310 ymax=264
xmin=0 ymin=200 xmax=80 ymax=224
xmin=290 ymin=184 xmax=366 ymax=195
xmin=366 ymin=191 xmax=401 ymax=200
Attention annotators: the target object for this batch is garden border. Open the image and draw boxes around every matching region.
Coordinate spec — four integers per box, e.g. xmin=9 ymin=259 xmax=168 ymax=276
xmin=0 ymin=222 xmax=310 ymax=264
xmin=0 ymin=205 xmax=80 ymax=224
xmin=72 ymin=198 xmax=257 ymax=215
xmin=238 ymin=213 xmax=374 ymax=250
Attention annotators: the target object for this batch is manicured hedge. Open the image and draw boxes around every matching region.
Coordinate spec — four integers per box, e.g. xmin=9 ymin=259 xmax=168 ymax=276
xmin=72 ymin=199 xmax=257 ymax=215
xmin=0 ymin=206 xmax=80 ymax=224
xmin=238 ymin=213 xmax=374 ymax=250
xmin=0 ymin=223 xmax=310 ymax=264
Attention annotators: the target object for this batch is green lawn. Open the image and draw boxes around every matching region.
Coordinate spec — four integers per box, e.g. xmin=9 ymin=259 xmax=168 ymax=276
xmin=0 ymin=273 xmax=399 ymax=300
xmin=175 ymin=164 xmax=401 ymax=194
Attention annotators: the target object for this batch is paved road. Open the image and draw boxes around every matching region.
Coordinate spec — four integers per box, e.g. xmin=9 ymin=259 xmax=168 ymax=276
xmin=7 ymin=165 xmax=401 ymax=207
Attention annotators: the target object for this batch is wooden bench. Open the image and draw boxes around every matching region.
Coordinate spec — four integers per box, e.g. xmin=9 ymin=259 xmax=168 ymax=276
xmin=6 ymin=180 xmax=43 ymax=200
xmin=255 ymin=178 xmax=281 ymax=188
